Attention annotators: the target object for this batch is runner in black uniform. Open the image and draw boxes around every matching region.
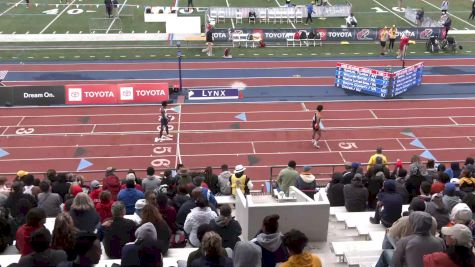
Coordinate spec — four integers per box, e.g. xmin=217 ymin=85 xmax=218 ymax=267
xmin=159 ymin=101 xmax=171 ymax=139
xmin=312 ymin=105 xmax=323 ymax=149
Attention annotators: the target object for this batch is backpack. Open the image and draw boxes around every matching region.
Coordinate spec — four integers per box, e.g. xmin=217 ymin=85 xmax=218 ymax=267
xmin=308 ymin=31 xmax=315 ymax=39
xmin=300 ymin=31 xmax=307 ymax=39
xmin=293 ymin=31 xmax=300 ymax=40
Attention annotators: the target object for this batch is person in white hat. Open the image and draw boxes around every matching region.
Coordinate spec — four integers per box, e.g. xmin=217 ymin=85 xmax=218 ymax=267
xmin=230 ymin=165 xmax=253 ymax=197
xmin=424 ymin=224 xmax=475 ymax=266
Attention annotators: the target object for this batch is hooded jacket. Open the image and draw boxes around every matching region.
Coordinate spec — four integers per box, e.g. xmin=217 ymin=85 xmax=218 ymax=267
xmin=233 ymin=241 xmax=262 ymax=267
xmin=378 ymin=180 xmax=404 ymax=226
xmin=392 ymin=211 xmax=445 ymax=267
xmin=16 ymin=224 xmax=43 ymax=256
xmin=184 ymin=207 xmax=217 ymax=247
xmin=209 ymin=215 xmax=242 ymax=249
xmin=279 ymin=252 xmax=322 ymax=267
xmin=121 ymin=222 xmax=158 ymax=267
xmin=343 ymin=176 xmax=368 ymax=212
xmin=296 ymin=173 xmax=316 ymax=197
xmin=252 ymin=232 xmax=289 ymax=267
xmin=218 ymin=171 xmax=233 ymax=195
xmin=425 ymin=195 xmax=450 ymax=230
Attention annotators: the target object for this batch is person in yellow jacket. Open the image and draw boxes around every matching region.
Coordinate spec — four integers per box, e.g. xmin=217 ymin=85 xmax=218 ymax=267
xmin=230 ymin=164 xmax=253 ymax=196
xmin=388 ymin=25 xmax=397 ymax=53
xmin=280 ymin=229 xmax=322 ymax=267
xmin=459 ymin=168 xmax=475 ymax=192
xmin=379 ymin=26 xmax=389 ymax=56
xmin=367 ymin=147 xmax=388 ymax=170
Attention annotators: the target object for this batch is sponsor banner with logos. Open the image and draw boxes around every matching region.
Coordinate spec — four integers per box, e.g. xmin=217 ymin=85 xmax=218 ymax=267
xmin=212 ymin=27 xmax=444 ymax=42
xmin=0 ymin=87 xmax=13 ymax=106
xmin=65 ymin=83 xmax=169 ymax=105
xmin=188 ymin=88 xmax=239 ymax=100
xmin=12 ymin=86 xmax=65 ymax=106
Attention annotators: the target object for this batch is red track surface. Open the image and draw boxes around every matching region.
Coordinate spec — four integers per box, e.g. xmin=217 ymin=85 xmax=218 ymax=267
xmin=1 ymin=99 xmax=475 ymax=185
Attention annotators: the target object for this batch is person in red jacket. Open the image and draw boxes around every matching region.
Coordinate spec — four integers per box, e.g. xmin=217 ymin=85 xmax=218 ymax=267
xmin=95 ymin=191 xmax=113 ymax=223
xmin=397 ymin=34 xmax=410 ymax=59
xmin=89 ymin=180 xmax=102 ymax=205
xmin=103 ymin=167 xmax=120 ymax=201
xmin=16 ymin=207 xmax=47 ymax=256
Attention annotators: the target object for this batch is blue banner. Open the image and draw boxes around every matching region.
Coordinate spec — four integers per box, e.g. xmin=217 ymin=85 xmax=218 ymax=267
xmin=188 ymin=88 xmax=239 ymax=100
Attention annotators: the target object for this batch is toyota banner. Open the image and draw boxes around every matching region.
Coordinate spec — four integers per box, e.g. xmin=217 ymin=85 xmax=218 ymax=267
xmin=213 ymin=27 xmax=444 ymax=42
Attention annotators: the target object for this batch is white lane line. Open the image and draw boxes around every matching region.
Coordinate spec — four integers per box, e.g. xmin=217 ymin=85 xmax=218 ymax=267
xmin=90 ymin=124 xmax=97 ymax=133
xmin=372 ymin=0 xmax=415 ymax=26
xmin=16 ymin=116 xmax=25 ymax=126
xmin=324 ymin=140 xmax=332 ymax=152
xmin=251 ymin=141 xmax=256 ymax=154
xmin=0 ymin=0 xmax=22 ymax=16
xmin=1 ymin=126 xmax=9 ymax=136
xmin=106 ymin=0 xmax=128 ymax=34
xmin=39 ymin=0 xmax=76 ymax=34
xmin=301 ymin=102 xmax=309 ymax=111
xmin=420 ymin=0 xmax=475 ymax=28
xmin=339 ymin=151 xmax=346 ymax=162
xmin=396 ymin=138 xmax=407 ymax=151
xmin=369 ymin=109 xmax=378 ymax=119
xmin=449 ymin=117 xmax=459 ymax=125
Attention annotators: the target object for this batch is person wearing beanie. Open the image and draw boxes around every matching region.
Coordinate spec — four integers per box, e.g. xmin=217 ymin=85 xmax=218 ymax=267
xmin=424 ymin=224 xmax=475 ymax=267
xmin=132 ymin=199 xmax=146 ymax=225
xmin=370 ymin=180 xmax=404 ymax=227
xmin=88 ymin=180 xmax=102 ymax=205
xmin=120 ymin=173 xmax=143 ymax=191
xmin=277 ymin=161 xmax=299 ymax=196
xmin=280 ymin=229 xmax=322 ymax=267
xmin=296 ymin=166 xmax=317 ymax=198
xmin=209 ymin=204 xmax=242 ymax=249
xmin=251 ymin=214 xmax=289 ymax=267
xmin=234 ymin=241 xmax=262 ymax=267
xmin=443 ymin=183 xmax=462 ymax=212
xmin=343 ymin=173 xmax=368 ymax=212
xmin=446 ymin=203 xmax=475 ymax=238
xmin=392 ymin=211 xmax=445 ymax=267
xmin=121 ymin=222 xmax=162 ymax=267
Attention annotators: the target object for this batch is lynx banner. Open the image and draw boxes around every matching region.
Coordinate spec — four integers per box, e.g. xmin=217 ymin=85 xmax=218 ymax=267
xmin=213 ymin=27 xmax=444 ymax=42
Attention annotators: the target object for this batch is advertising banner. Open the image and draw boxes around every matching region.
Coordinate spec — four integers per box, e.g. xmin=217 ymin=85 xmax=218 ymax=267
xmin=12 ymin=86 xmax=65 ymax=106
xmin=0 ymin=87 xmax=13 ymax=106
xmin=65 ymin=83 xmax=169 ymax=105
xmin=188 ymin=88 xmax=239 ymax=100
xmin=213 ymin=27 xmax=444 ymax=42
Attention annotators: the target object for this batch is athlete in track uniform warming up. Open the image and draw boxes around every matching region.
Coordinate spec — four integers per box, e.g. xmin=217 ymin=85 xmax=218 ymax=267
xmin=312 ymin=105 xmax=324 ymax=149
xmin=159 ymin=101 xmax=172 ymax=140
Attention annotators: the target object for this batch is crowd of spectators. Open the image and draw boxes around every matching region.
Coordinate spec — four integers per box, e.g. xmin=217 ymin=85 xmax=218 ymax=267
xmin=0 ymin=163 xmax=323 ymax=267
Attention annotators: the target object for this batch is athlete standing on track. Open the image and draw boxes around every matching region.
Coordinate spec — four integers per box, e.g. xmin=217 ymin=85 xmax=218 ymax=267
xmin=312 ymin=105 xmax=323 ymax=149
xmin=159 ymin=101 xmax=172 ymax=140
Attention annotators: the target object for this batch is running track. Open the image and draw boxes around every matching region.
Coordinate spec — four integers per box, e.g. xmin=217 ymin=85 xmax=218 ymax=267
xmin=1 ymin=57 xmax=475 ymax=185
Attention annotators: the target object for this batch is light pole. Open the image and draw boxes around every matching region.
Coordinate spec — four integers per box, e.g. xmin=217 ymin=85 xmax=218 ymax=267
xmin=176 ymin=41 xmax=183 ymax=92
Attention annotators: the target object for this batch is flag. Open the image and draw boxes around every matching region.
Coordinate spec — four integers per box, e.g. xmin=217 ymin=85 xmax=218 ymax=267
xmin=0 ymin=70 xmax=8 ymax=81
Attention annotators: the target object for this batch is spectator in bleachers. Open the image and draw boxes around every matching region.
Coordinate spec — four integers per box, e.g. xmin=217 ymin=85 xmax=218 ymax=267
xmin=459 ymin=168 xmax=475 ymax=193
xmin=367 ymin=147 xmax=388 ymax=170
xmin=51 ymin=213 xmax=78 ymax=261
xmin=177 ymin=168 xmax=193 ymax=188
xmin=0 ymin=208 xmax=12 ymax=253
xmin=406 ymin=164 xmax=425 ymax=202
xmin=193 ymin=176 xmax=218 ymax=208
xmin=432 ymin=172 xmax=450 ymax=194
xmin=157 ymin=193 xmax=177 ymax=234
xmin=161 ymin=169 xmax=177 ymax=198
xmin=392 ymin=211 xmax=445 ymax=267
xmin=121 ymin=222 xmax=160 ymax=267
xmin=99 ymin=201 xmax=136 ymax=259
xmin=462 ymin=193 xmax=475 ymax=214
xmin=22 ymin=174 xmax=35 ymax=195
xmin=326 ymin=172 xmax=345 ymax=207
xmin=95 ymin=191 xmax=113 ymax=223
xmin=367 ymin=170 xmax=385 ymax=209
xmin=185 ymin=196 xmax=217 ymax=247
xmin=426 ymin=159 xmax=437 ymax=178
xmin=230 ymin=164 xmax=253 ymax=196
xmin=177 ymin=188 xmax=202 ymax=229
xmin=69 ymin=192 xmax=100 ymax=233
xmin=132 ymin=199 xmax=146 ymax=225
xmin=118 ymin=179 xmax=145 ymax=215
xmin=277 ymin=160 xmax=299 ymax=196
xmin=37 ymin=181 xmax=62 ymax=218
xmin=16 ymin=207 xmax=46 ymax=256
xmin=45 ymin=169 xmax=57 ymax=184
xmin=280 ymin=229 xmax=322 ymax=267
xmin=218 ymin=164 xmax=232 ymax=196
xmin=57 ymin=232 xmax=102 ymax=267
xmin=185 ymin=224 xmax=213 ymax=267
xmin=120 ymin=173 xmax=143 ymax=191
xmin=173 ymin=185 xmax=191 ymax=210
xmin=341 ymin=162 xmax=354 ymax=184
xmin=252 ymin=214 xmax=289 ymax=267
xmin=296 ymin=166 xmax=317 ymax=198
xmin=204 ymin=166 xmax=220 ymax=195
xmin=88 ymin=180 xmax=102 ymax=206
xmin=5 ymin=181 xmax=37 ymax=220
xmin=209 ymin=204 xmax=242 ymax=249
xmin=424 ymin=224 xmax=475 ymax=267
xmin=419 ymin=181 xmax=433 ymax=202
xmin=447 ymin=203 xmax=475 ymax=236
xmin=446 ymin=162 xmax=461 ymax=178
xmin=426 ymin=193 xmax=450 ymax=231
xmin=141 ymin=204 xmax=171 ymax=254
xmin=142 ymin=166 xmax=162 ymax=194
xmin=191 ymin=231 xmax=233 ymax=267
xmin=0 ymin=176 xmax=10 ymax=196
xmin=343 ymin=173 xmax=368 ymax=212
xmin=18 ymin=228 xmax=67 ymax=266
xmin=234 ymin=241 xmax=262 ymax=267
xmin=370 ymin=180 xmax=403 ymax=227
xmin=393 ymin=167 xmax=407 ymax=183
xmin=443 ymin=183 xmax=462 ymax=212
xmin=103 ymin=167 xmax=121 ymax=201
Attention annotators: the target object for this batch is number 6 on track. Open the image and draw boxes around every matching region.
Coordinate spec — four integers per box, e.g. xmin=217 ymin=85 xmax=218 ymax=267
xmin=15 ymin=128 xmax=35 ymax=135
